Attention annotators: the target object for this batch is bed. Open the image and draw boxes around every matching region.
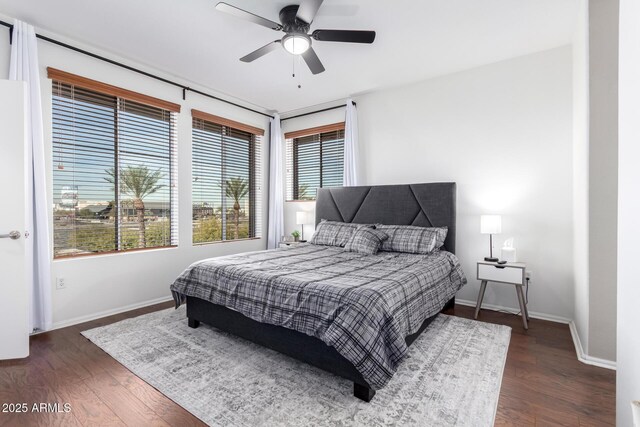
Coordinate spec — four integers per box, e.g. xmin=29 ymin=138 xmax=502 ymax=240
xmin=171 ymin=183 xmax=466 ymax=401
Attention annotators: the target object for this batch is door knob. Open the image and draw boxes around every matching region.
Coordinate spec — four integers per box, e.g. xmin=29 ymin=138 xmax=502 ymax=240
xmin=0 ymin=231 xmax=21 ymax=240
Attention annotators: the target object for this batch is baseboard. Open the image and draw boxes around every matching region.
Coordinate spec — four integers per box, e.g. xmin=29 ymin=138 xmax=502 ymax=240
xmin=568 ymin=321 xmax=617 ymax=370
xmin=47 ymin=295 xmax=174 ymax=332
xmin=456 ymin=298 xmax=616 ymax=371
xmin=456 ymin=298 xmax=572 ymax=324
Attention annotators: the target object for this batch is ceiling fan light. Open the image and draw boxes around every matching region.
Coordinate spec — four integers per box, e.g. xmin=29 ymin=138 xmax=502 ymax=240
xmin=283 ymin=34 xmax=311 ymax=55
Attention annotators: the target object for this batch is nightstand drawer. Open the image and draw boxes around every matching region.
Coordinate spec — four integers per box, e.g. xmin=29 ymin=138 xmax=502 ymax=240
xmin=279 ymin=242 xmax=300 ymax=248
xmin=477 ymin=263 xmax=525 ymax=285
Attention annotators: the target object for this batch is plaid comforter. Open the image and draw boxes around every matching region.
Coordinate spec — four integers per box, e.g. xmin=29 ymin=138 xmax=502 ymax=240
xmin=170 ymin=244 xmax=467 ymax=389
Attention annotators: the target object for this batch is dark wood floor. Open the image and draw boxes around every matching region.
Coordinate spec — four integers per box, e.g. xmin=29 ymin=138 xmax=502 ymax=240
xmin=449 ymin=306 xmax=616 ymax=427
xmin=0 ymin=303 xmax=615 ymax=427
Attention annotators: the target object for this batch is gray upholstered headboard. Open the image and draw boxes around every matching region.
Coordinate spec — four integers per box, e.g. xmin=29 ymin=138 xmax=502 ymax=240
xmin=315 ymin=183 xmax=457 ymax=254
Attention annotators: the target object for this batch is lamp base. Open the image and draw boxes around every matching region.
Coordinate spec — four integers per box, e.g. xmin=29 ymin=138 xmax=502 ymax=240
xmin=484 ymin=257 xmax=499 ymax=262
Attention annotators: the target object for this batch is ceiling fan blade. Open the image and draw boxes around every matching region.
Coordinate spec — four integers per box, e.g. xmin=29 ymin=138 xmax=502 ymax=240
xmin=215 ymin=2 xmax=282 ymax=31
xmin=296 ymin=0 xmax=324 ymax=24
xmin=312 ymin=29 xmax=376 ymax=44
xmin=240 ymin=40 xmax=282 ymax=62
xmin=301 ymin=47 xmax=325 ymax=75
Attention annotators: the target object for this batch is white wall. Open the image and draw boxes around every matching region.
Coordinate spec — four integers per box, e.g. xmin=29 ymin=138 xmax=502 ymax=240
xmin=570 ymin=0 xmax=619 ymax=366
xmin=283 ymin=47 xmax=575 ymax=320
xmin=357 ymin=47 xmax=574 ymax=319
xmin=617 ymin=0 xmax=640 ymax=424
xmin=587 ymin=0 xmax=618 ymax=363
xmin=0 ymin=23 xmax=270 ymax=327
xmin=572 ymin=0 xmax=590 ymax=359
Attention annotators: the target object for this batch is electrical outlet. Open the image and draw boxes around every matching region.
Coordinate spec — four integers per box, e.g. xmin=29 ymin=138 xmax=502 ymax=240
xmin=56 ymin=277 xmax=66 ymax=290
xmin=526 ymin=271 xmax=532 ymax=280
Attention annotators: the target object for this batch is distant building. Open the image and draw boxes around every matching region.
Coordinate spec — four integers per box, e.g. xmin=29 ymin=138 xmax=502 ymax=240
xmin=54 ymin=200 xmax=170 ymax=221
xmin=193 ymin=204 xmax=215 ymax=219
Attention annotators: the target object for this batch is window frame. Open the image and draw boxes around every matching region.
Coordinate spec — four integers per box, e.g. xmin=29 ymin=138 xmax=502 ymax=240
xmin=285 ymin=122 xmax=345 ymax=201
xmin=50 ymin=68 xmax=179 ymax=259
xmin=191 ymin=109 xmax=264 ymax=245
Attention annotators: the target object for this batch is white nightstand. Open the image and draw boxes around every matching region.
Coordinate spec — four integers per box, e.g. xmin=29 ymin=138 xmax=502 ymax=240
xmin=279 ymin=242 xmax=300 ymax=248
xmin=474 ymin=260 xmax=529 ymax=329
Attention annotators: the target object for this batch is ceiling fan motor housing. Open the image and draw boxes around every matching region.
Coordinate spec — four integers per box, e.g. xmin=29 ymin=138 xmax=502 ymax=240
xmin=279 ymin=5 xmax=311 ymax=34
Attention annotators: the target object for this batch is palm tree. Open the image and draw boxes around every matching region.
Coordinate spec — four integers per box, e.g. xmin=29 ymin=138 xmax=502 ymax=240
xmin=105 ymin=166 xmax=164 ymax=248
xmin=223 ymin=177 xmax=249 ymax=239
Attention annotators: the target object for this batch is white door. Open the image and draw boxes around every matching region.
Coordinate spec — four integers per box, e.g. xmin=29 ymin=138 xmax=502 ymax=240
xmin=0 ymin=80 xmax=29 ymax=359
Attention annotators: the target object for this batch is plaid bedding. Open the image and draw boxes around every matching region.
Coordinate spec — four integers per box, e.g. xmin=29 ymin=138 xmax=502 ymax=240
xmin=377 ymin=224 xmax=448 ymax=254
xmin=344 ymin=227 xmax=389 ymax=254
xmin=309 ymin=220 xmax=365 ymax=247
xmin=170 ymin=244 xmax=467 ymax=390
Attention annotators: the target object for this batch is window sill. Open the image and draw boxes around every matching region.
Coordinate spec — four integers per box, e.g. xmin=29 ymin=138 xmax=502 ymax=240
xmin=53 ymin=245 xmax=178 ymax=261
xmin=192 ymin=237 xmax=262 ymax=246
xmin=286 ymin=199 xmax=317 ymax=203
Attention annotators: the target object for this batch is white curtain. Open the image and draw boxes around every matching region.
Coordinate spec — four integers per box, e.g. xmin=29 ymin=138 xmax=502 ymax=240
xmin=267 ymin=113 xmax=284 ymax=249
xmin=343 ymin=98 xmax=359 ymax=186
xmin=10 ymin=20 xmax=53 ymax=332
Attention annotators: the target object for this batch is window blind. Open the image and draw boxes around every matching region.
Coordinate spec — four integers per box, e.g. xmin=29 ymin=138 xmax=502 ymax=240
xmin=285 ymin=127 xmax=345 ymax=200
xmin=192 ymin=114 xmax=262 ymax=244
xmin=52 ymin=80 xmax=177 ymax=258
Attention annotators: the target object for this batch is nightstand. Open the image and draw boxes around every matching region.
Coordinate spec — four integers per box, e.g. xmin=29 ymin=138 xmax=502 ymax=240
xmin=279 ymin=242 xmax=300 ymax=248
xmin=474 ymin=260 xmax=529 ymax=329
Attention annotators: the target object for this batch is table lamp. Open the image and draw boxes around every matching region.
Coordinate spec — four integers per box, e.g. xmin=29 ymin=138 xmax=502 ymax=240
xmin=296 ymin=211 xmax=311 ymax=241
xmin=480 ymin=215 xmax=502 ymax=262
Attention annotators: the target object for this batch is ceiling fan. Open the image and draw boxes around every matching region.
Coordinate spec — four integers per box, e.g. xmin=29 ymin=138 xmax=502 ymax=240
xmin=215 ymin=0 xmax=376 ymax=75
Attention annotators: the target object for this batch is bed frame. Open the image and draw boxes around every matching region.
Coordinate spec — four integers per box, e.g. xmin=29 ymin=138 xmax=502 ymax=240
xmin=186 ymin=182 xmax=457 ymax=402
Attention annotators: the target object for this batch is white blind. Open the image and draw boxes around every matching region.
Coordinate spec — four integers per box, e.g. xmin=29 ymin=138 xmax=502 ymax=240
xmin=52 ymin=81 xmax=177 ymax=258
xmin=286 ymin=129 xmax=345 ymax=200
xmin=192 ymin=117 xmax=262 ymax=243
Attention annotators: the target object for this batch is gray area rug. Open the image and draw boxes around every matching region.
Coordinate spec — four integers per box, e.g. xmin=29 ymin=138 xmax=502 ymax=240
xmin=82 ymin=307 xmax=511 ymax=427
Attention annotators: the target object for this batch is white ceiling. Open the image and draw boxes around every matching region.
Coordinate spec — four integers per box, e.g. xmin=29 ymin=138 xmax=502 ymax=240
xmin=0 ymin=0 xmax=578 ymax=113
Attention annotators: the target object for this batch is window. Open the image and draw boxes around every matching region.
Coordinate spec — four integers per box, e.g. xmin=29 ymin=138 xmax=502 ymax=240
xmin=191 ymin=110 xmax=262 ymax=244
xmin=285 ymin=123 xmax=345 ymax=201
xmin=50 ymin=68 xmax=179 ymax=258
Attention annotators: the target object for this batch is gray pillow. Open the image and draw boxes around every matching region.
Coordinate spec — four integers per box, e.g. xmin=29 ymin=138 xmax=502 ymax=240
xmin=344 ymin=227 xmax=389 ymax=255
xmin=375 ymin=224 xmax=448 ymax=254
xmin=309 ymin=220 xmax=370 ymax=247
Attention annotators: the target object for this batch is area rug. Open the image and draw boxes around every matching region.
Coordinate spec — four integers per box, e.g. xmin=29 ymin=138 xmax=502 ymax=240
xmin=82 ymin=307 xmax=511 ymax=427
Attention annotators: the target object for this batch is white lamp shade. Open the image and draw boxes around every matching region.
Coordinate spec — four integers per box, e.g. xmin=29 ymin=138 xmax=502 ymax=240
xmin=296 ymin=211 xmax=311 ymax=225
xmin=480 ymin=215 xmax=502 ymax=234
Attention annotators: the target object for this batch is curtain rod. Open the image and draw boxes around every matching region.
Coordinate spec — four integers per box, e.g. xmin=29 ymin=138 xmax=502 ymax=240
xmin=280 ymin=101 xmax=356 ymax=122
xmin=0 ymin=20 xmax=274 ymax=119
